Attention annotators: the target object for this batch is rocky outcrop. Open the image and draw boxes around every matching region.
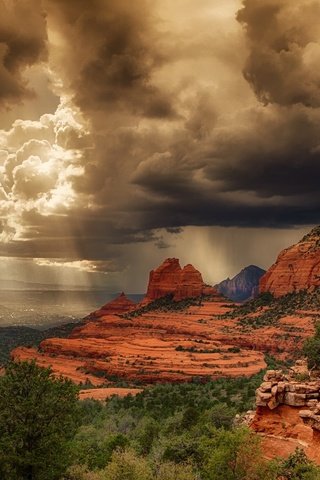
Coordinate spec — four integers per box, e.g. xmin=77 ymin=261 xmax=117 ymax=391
xmin=260 ymin=226 xmax=320 ymax=297
xmin=92 ymin=292 xmax=136 ymax=317
xmin=144 ymin=258 xmax=219 ymax=302
xmin=256 ymin=368 xmax=319 ymax=410
xmin=300 ymin=405 xmax=320 ymax=432
xmin=251 ymin=362 xmax=320 ymax=464
xmin=215 ymin=265 xmax=266 ymax=302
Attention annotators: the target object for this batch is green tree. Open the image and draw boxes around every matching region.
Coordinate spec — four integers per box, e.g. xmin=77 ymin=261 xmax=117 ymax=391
xmin=0 ymin=361 xmax=79 ymax=480
xmin=278 ymin=448 xmax=320 ymax=480
xmin=62 ymin=465 xmax=103 ymax=480
xmin=104 ymin=449 xmax=153 ymax=480
xmin=71 ymin=426 xmax=128 ymax=470
xmin=155 ymin=461 xmax=199 ymax=480
xmin=205 ymin=428 xmax=271 ymax=480
xmin=135 ymin=417 xmax=160 ymax=455
xmin=303 ymin=323 xmax=320 ymax=369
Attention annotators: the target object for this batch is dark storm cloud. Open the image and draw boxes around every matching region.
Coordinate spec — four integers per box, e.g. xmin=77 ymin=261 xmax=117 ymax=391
xmin=237 ymin=0 xmax=320 ymax=107
xmin=0 ymin=0 xmax=47 ymax=107
xmin=205 ymin=106 xmax=320 ymax=197
xmin=1 ymin=0 xmax=319 ymax=275
xmin=46 ymin=0 xmax=175 ymax=120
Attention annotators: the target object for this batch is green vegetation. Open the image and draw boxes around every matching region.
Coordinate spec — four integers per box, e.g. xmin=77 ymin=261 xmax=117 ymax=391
xmin=121 ymin=294 xmax=214 ymax=319
xmin=218 ymin=289 xmax=320 ymax=329
xmin=303 ymin=322 xmax=320 ymax=369
xmin=175 ymin=345 xmax=241 ymax=354
xmin=0 ymin=361 xmax=320 ymax=479
xmin=0 ymin=322 xmax=84 ymax=365
xmin=0 ymin=361 xmax=79 ymax=480
xmin=301 ymin=226 xmax=320 ymax=248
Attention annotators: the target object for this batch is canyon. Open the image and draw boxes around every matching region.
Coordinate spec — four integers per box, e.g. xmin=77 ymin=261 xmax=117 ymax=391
xmin=10 ymin=227 xmax=320 ymax=411
xmin=12 ymin=262 xmax=318 ymax=397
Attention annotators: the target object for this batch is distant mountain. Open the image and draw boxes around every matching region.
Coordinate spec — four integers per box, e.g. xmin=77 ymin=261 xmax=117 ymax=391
xmin=215 ymin=265 xmax=266 ymax=302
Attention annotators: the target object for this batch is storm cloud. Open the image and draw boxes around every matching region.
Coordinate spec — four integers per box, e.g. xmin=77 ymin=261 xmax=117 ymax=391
xmin=0 ymin=0 xmax=318 ymax=285
xmin=0 ymin=0 xmax=47 ymax=107
xmin=237 ymin=0 xmax=320 ymax=107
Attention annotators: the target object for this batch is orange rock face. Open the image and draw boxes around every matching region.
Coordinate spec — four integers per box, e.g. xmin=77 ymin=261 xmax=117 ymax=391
xmin=260 ymin=226 xmax=320 ymax=297
xmin=252 ymin=405 xmax=320 ymax=464
xmin=92 ymin=292 xmax=136 ymax=318
xmin=11 ymin=298 xmax=317 ymax=386
xmin=145 ymin=258 xmax=220 ymax=302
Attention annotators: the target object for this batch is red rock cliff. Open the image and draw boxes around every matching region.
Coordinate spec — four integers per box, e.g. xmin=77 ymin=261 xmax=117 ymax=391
xmin=144 ymin=258 xmax=219 ymax=302
xmin=260 ymin=226 xmax=320 ymax=297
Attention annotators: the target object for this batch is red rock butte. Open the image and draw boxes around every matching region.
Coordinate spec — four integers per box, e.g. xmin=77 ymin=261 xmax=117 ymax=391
xmin=145 ymin=258 xmax=219 ymax=302
xmin=92 ymin=292 xmax=136 ymax=318
xmin=260 ymin=226 xmax=320 ymax=297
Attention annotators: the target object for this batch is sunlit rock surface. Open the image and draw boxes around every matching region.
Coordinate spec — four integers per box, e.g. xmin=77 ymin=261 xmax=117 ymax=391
xmin=260 ymin=226 xmax=320 ymax=297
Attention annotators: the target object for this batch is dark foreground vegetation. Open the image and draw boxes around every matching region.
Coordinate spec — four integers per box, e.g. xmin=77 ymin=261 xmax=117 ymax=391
xmin=0 ymin=322 xmax=83 ymax=365
xmin=1 ymin=361 xmax=320 ymax=480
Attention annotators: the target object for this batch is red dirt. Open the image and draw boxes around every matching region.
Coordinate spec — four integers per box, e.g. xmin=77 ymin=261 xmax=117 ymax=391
xmin=252 ymin=405 xmax=320 ymax=464
xmin=79 ymin=388 xmax=143 ymax=400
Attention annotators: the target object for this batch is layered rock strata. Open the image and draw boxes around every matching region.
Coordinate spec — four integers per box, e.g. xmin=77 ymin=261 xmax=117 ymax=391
xmin=260 ymin=226 xmax=320 ymax=297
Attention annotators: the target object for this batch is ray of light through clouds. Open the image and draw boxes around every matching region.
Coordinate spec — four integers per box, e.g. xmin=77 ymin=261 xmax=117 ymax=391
xmin=0 ymin=0 xmax=318 ymax=291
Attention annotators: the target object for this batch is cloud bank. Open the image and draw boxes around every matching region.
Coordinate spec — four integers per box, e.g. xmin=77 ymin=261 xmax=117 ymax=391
xmin=0 ymin=0 xmax=318 ymax=280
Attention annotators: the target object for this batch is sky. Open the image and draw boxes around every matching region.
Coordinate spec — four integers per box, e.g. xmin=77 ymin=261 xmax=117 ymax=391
xmin=0 ymin=0 xmax=319 ymax=292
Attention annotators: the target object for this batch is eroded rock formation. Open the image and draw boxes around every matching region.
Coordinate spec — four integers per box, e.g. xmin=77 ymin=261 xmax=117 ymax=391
xmin=260 ymin=226 xmax=320 ymax=297
xmin=251 ymin=361 xmax=320 ymax=464
xmin=144 ymin=258 xmax=219 ymax=302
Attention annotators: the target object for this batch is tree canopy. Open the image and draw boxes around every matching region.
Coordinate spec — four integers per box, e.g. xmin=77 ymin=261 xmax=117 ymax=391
xmin=0 ymin=361 xmax=79 ymax=480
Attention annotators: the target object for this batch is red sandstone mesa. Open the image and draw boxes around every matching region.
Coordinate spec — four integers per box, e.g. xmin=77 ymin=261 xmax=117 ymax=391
xmin=260 ymin=226 xmax=320 ymax=297
xmin=144 ymin=258 xmax=219 ymax=302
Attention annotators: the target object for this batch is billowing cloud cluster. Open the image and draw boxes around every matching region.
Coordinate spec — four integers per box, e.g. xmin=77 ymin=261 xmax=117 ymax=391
xmin=0 ymin=0 xmax=319 ymax=281
xmin=0 ymin=102 xmax=87 ymax=246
